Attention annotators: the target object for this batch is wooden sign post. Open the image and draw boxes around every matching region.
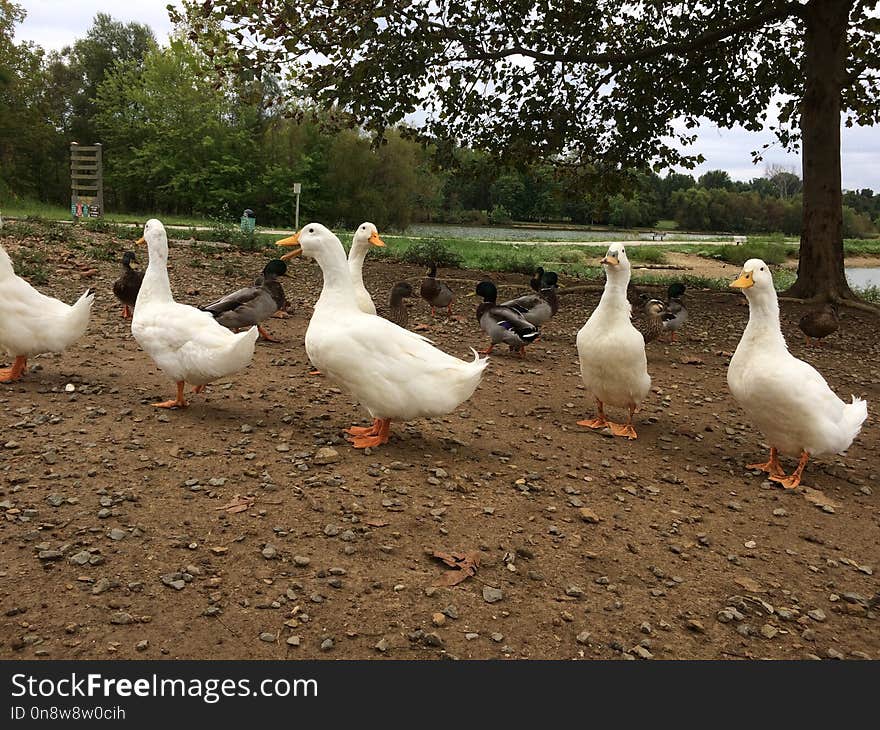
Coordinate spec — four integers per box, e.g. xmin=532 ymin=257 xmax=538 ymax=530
xmin=70 ymin=142 xmax=104 ymax=219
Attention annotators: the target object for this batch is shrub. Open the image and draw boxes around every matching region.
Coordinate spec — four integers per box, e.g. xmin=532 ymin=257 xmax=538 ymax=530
xmin=489 ymin=205 xmax=513 ymax=225
xmin=400 ymin=239 xmax=463 ymax=268
xmin=842 ymin=206 xmax=878 ymax=239
xmin=458 ymin=209 xmax=489 ymax=226
xmin=627 ymin=246 xmax=667 ymax=264
xmin=714 ymin=242 xmax=795 ymax=265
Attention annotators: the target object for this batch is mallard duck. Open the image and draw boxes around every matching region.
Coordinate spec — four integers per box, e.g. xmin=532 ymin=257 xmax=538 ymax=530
xmin=662 ymin=282 xmax=688 ymax=342
xmin=132 ymin=219 xmax=258 ymax=408
xmin=420 ymin=263 xmax=454 ymax=316
xmin=276 ymin=223 xmax=487 ymax=449
xmin=728 ymin=259 xmax=867 ymax=489
xmin=0 ymin=244 xmax=94 ymax=383
xmin=529 ymin=266 xmax=545 ymax=292
xmin=348 ymin=222 xmax=386 ymax=315
xmin=387 ymin=281 xmax=413 ymax=328
xmin=576 ymin=244 xmax=651 ymax=439
xmin=501 ymin=271 xmax=560 ymax=327
xmin=799 ymin=302 xmax=839 ymax=346
xmin=202 ymin=260 xmax=288 ymax=342
xmin=112 ymin=251 xmax=144 ymax=319
xmin=475 ymin=280 xmax=541 ymax=357
xmin=636 ymin=298 xmax=668 ymax=344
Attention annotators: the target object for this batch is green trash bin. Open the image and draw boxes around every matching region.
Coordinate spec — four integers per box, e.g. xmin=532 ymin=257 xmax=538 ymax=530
xmin=240 ymin=216 xmax=256 ymax=234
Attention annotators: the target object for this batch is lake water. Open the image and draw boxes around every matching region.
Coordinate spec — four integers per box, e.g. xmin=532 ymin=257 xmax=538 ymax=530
xmin=408 ymin=224 xmax=729 ymax=243
xmin=846 ymin=267 xmax=880 ymax=290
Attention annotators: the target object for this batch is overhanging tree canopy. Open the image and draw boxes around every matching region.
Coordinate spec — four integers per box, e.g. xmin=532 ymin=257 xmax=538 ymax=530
xmin=176 ymin=0 xmax=880 ymax=302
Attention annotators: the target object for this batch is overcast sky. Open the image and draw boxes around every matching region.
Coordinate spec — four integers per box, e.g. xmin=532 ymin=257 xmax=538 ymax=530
xmin=15 ymin=0 xmax=878 ymax=191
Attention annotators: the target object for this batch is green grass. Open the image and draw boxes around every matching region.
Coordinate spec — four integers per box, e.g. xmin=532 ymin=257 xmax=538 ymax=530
xmin=626 ymin=246 xmax=667 ymax=264
xmin=2 ymin=199 xmax=220 ymax=228
xmin=8 ymin=247 xmax=49 ymax=284
xmin=853 ymin=284 xmax=880 ymax=303
xmin=704 ymin=242 xmax=797 ymax=265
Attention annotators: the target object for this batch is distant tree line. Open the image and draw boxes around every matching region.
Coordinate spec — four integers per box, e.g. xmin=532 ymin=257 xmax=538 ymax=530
xmin=0 ymin=7 xmax=877 ymax=237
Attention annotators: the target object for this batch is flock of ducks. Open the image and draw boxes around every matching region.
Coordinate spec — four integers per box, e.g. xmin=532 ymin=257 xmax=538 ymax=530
xmin=0 ymin=220 xmax=869 ymax=489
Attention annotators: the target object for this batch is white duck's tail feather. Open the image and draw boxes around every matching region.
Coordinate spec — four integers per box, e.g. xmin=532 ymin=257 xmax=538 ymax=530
xmin=838 ymin=396 xmax=868 ymax=452
xmin=231 ymin=325 xmax=259 ymax=366
xmin=450 ymin=347 xmax=488 ymax=397
xmin=65 ymin=289 xmax=95 ymax=337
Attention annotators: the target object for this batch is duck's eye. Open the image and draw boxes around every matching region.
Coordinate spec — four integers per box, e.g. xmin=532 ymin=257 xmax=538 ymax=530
xmin=760 ymin=267 xmax=765 ymax=271
xmin=308 ymin=227 xmax=314 ymax=233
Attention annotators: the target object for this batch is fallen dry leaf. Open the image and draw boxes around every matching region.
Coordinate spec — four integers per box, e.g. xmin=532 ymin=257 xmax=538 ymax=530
xmin=364 ymin=518 xmax=389 ymax=527
xmin=215 ymin=495 xmax=254 ymax=514
xmin=431 ymin=549 xmax=480 ymax=586
xmin=679 ymin=356 xmax=704 ymax=365
xmin=803 ymin=487 xmax=840 ymax=510
xmin=735 ymin=576 xmax=763 ymax=593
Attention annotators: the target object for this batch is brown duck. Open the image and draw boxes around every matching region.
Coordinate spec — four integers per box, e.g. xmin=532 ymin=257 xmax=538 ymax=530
xmin=420 ymin=263 xmax=454 ymax=316
xmin=112 ymin=251 xmax=144 ymax=319
xmin=636 ymin=298 xmax=668 ymax=344
xmin=799 ymin=302 xmax=839 ymax=346
xmin=386 ymin=281 xmax=413 ymax=328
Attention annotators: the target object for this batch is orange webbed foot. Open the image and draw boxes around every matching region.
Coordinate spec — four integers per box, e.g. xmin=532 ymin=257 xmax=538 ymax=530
xmin=152 ymin=399 xmax=187 ymax=409
xmin=0 ymin=356 xmax=28 ymax=383
xmin=153 ymin=382 xmax=187 ymax=408
xmin=610 ymin=422 xmax=638 ymax=439
xmin=258 ymin=326 xmax=282 ymax=343
xmin=770 ymin=473 xmax=802 ymax=490
xmin=346 ymin=419 xmax=380 ymax=437
xmin=577 ymin=417 xmax=609 ymax=429
xmin=348 ymin=419 xmax=390 ymax=448
xmin=350 ymin=433 xmax=386 ymax=448
xmin=747 ymin=460 xmax=785 ymax=477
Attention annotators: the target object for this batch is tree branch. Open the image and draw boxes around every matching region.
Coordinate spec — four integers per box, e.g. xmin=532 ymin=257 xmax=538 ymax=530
xmin=435 ymin=1 xmax=801 ymax=68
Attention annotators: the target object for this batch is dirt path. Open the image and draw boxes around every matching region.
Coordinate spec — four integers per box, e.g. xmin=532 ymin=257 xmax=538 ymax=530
xmin=0 ymin=231 xmax=877 ymax=660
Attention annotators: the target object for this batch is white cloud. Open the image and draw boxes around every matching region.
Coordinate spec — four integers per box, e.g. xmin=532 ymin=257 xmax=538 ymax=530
xmin=672 ymin=118 xmax=879 ymax=192
xmin=14 ymin=0 xmax=177 ymax=51
xmin=13 ymin=0 xmax=880 ymax=191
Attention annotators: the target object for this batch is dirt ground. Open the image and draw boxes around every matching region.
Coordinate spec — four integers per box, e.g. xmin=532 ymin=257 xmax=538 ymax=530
xmin=1 ymin=230 xmax=878 ymax=661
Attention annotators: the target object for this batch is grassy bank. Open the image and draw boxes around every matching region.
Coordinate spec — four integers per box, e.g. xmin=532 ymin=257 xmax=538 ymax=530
xmin=3 ymin=214 xmax=879 ymax=299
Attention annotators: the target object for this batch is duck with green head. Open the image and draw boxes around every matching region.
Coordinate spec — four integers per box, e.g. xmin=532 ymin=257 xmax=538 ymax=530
xmin=501 ymin=270 xmax=559 ymax=327
xmin=475 ymin=280 xmax=541 ymax=357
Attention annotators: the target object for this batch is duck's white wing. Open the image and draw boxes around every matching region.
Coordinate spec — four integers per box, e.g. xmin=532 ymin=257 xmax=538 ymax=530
xmin=731 ymin=350 xmax=866 ymax=454
xmin=307 ymin=313 xmax=486 ymax=419
xmin=0 ymin=273 xmax=78 ymax=318
xmin=133 ymin=301 xmax=257 ymax=383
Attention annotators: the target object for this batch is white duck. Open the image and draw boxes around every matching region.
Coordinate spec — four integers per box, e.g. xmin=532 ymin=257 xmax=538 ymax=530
xmin=276 ymin=223 xmax=487 ymax=448
xmin=132 ymin=219 xmax=258 ymax=408
xmin=0 ymin=244 xmax=94 ymax=383
xmin=727 ymin=259 xmax=867 ymax=488
xmin=575 ymin=244 xmax=651 ymax=439
xmin=347 ymin=222 xmax=386 ymax=315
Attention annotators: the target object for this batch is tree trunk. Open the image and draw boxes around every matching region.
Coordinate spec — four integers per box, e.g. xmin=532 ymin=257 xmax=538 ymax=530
xmin=784 ymin=0 xmax=854 ymax=302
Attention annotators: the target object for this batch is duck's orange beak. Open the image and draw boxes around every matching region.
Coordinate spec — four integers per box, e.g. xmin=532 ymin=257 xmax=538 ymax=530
xmin=731 ymin=270 xmax=754 ymax=288
xmin=601 ymin=255 xmax=619 ymax=266
xmin=276 ymin=231 xmax=302 ymax=261
xmin=136 ymin=237 xmax=146 ymax=245
xmin=369 ymin=231 xmax=386 ymax=247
